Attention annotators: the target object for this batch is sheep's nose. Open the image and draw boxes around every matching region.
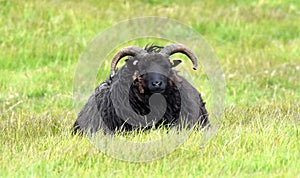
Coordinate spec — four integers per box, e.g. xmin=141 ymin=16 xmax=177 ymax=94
xmin=152 ymin=81 xmax=162 ymax=87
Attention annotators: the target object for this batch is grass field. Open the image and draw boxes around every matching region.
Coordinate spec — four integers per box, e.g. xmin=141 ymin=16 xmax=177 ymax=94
xmin=1 ymin=0 xmax=300 ymax=177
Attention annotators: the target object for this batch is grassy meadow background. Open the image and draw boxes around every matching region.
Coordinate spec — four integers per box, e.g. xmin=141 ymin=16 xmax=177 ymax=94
xmin=1 ymin=0 xmax=299 ymax=177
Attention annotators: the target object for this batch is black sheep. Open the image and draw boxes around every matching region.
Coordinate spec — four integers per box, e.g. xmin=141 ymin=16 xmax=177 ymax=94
xmin=73 ymin=44 xmax=209 ymax=134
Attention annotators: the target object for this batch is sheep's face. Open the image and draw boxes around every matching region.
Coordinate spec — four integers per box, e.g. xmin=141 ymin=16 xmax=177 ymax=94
xmin=130 ymin=53 xmax=181 ymax=94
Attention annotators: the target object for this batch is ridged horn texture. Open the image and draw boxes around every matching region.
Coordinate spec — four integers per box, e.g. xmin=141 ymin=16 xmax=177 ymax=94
xmin=110 ymin=46 xmax=146 ymax=77
xmin=159 ymin=44 xmax=198 ymax=70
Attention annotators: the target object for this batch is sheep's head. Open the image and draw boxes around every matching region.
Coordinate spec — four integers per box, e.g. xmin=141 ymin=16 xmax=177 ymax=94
xmin=110 ymin=44 xmax=198 ymax=94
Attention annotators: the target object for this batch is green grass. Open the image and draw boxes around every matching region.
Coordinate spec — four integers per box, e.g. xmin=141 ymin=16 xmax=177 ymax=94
xmin=1 ymin=0 xmax=300 ymax=177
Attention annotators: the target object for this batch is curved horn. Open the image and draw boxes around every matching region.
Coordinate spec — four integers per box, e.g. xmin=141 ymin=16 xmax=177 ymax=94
xmin=110 ymin=46 xmax=146 ymax=77
xmin=159 ymin=44 xmax=198 ymax=70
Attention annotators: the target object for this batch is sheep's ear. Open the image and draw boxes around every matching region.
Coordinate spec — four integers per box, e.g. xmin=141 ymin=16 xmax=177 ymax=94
xmin=125 ymin=58 xmax=138 ymax=65
xmin=171 ymin=60 xmax=182 ymax=68
xmin=133 ymin=60 xmax=138 ymax=66
xmin=126 ymin=58 xmax=139 ymax=70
